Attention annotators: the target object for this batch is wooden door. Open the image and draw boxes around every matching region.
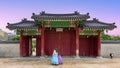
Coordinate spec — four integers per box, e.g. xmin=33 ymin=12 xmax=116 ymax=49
xmin=45 ymin=29 xmax=71 ymax=56
xmin=22 ymin=36 xmax=30 ymax=56
xmin=79 ymin=36 xmax=90 ymax=56
xmin=36 ymin=36 xmax=41 ymax=56
xmin=60 ymin=30 xmax=71 ymax=56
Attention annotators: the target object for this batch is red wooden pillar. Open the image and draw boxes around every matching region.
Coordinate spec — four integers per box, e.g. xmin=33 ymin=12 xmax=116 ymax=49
xmin=20 ymin=32 xmax=23 ymax=56
xmin=41 ymin=27 xmax=45 ymax=56
xmin=76 ymin=26 xmax=80 ymax=57
xmin=97 ymin=32 xmax=101 ymax=57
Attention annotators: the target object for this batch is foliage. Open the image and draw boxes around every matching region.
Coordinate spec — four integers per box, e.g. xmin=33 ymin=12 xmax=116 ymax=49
xmin=112 ymin=36 xmax=120 ymax=40
xmin=101 ymin=33 xmax=120 ymax=40
xmin=101 ymin=34 xmax=112 ymax=40
xmin=12 ymin=35 xmax=20 ymax=40
xmin=32 ymin=39 xmax=36 ymax=52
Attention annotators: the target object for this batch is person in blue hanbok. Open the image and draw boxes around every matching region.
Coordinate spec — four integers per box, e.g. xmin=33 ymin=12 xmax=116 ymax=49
xmin=51 ymin=49 xmax=59 ymax=65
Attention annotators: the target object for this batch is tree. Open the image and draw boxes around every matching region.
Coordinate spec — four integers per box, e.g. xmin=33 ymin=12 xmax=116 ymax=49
xmin=112 ymin=36 xmax=120 ymax=40
xmin=101 ymin=34 xmax=112 ymax=40
xmin=12 ymin=35 xmax=20 ymax=40
xmin=101 ymin=33 xmax=120 ymax=40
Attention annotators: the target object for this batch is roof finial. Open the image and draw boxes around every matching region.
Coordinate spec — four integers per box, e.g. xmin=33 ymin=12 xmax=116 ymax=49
xmin=93 ymin=18 xmax=98 ymax=21
xmin=113 ymin=22 xmax=115 ymax=24
xmin=87 ymin=13 xmax=89 ymax=15
xmin=41 ymin=11 xmax=45 ymax=14
xmin=74 ymin=11 xmax=79 ymax=14
xmin=32 ymin=13 xmax=35 ymax=15
xmin=22 ymin=18 xmax=27 ymax=22
xmin=7 ymin=23 xmax=10 ymax=25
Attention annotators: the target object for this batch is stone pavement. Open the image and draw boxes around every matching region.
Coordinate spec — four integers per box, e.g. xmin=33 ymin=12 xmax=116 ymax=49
xmin=11 ymin=56 xmax=109 ymax=61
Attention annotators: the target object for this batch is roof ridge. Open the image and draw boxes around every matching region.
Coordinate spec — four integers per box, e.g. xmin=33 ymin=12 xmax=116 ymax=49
xmin=39 ymin=11 xmax=80 ymax=16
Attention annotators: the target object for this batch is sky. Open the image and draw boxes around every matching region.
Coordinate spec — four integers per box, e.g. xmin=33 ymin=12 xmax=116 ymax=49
xmin=0 ymin=0 xmax=120 ymax=36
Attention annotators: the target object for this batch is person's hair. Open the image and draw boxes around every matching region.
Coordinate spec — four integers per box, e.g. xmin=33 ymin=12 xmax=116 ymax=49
xmin=56 ymin=48 xmax=61 ymax=55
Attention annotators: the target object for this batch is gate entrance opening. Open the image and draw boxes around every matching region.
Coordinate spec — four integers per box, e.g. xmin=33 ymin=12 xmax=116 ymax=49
xmin=32 ymin=38 xmax=36 ymax=56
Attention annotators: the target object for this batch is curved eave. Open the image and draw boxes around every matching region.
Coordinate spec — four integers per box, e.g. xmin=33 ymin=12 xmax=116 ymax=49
xmin=6 ymin=20 xmax=38 ymax=30
xmin=82 ymin=19 xmax=117 ymax=30
xmin=83 ymin=26 xmax=116 ymax=30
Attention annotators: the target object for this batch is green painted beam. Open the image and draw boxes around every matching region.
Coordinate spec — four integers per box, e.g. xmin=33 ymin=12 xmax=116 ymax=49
xmin=50 ymin=21 xmax=69 ymax=27
xmin=17 ymin=29 xmax=41 ymax=35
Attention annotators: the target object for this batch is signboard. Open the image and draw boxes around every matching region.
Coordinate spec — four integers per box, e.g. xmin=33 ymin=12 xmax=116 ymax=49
xmin=56 ymin=28 xmax=63 ymax=32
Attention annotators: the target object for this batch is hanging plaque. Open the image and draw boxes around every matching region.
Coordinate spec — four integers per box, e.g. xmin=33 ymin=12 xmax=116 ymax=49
xmin=56 ymin=28 xmax=63 ymax=32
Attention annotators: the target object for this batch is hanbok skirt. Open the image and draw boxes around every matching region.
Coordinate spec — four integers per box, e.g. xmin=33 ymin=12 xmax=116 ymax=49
xmin=51 ymin=54 xmax=59 ymax=65
xmin=58 ymin=55 xmax=62 ymax=64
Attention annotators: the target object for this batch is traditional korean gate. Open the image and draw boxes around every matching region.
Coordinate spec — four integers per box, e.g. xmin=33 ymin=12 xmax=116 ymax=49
xmin=45 ymin=29 xmax=74 ymax=56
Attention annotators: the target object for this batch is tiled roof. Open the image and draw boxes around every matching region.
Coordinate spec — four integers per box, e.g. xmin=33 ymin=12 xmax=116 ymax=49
xmin=31 ymin=11 xmax=90 ymax=20
xmin=82 ymin=18 xmax=116 ymax=30
xmin=6 ymin=19 xmax=38 ymax=30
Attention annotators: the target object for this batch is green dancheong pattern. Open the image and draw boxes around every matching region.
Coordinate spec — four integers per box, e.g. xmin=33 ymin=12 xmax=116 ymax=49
xmin=79 ymin=30 xmax=98 ymax=35
xmin=17 ymin=29 xmax=41 ymax=35
xmin=50 ymin=21 xmax=69 ymax=27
